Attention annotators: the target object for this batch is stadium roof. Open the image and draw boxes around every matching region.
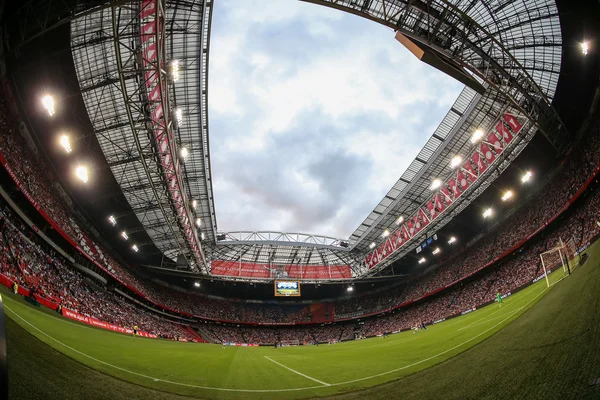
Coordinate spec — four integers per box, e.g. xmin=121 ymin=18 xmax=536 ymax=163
xmin=16 ymin=0 xmax=565 ymax=280
xmin=71 ymin=0 xmax=215 ymax=271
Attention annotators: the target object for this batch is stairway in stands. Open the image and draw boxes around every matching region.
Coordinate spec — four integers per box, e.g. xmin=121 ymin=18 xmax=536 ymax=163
xmin=183 ymin=325 xmax=208 ymax=343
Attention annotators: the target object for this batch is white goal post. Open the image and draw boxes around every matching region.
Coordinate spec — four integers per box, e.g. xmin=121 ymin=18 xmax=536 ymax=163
xmin=539 ymin=237 xmax=579 ymax=287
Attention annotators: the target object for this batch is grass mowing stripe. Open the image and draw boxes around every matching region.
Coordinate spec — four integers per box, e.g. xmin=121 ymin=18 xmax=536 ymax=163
xmin=457 ymin=287 xmax=542 ymax=332
xmin=4 ymin=304 xmax=325 ymax=393
xmin=327 ymin=285 xmax=549 ymax=386
xmin=265 ymin=356 xmax=331 ymax=386
xmin=458 ymin=273 xmax=566 ymax=332
xmin=5 ymin=282 xmax=548 ymax=395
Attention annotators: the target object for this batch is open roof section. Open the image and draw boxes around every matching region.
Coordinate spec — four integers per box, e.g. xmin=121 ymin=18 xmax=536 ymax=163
xmin=207 ymin=0 xmax=464 ymax=239
xmin=64 ymin=0 xmax=564 ymax=280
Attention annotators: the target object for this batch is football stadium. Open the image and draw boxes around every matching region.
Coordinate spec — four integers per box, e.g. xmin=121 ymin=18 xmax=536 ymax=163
xmin=0 ymin=0 xmax=599 ymax=399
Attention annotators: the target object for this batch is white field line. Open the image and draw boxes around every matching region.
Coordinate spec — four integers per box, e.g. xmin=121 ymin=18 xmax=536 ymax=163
xmin=458 ymin=303 xmax=531 ymax=332
xmin=458 ymin=288 xmax=540 ymax=331
xmin=459 ymin=274 xmax=566 ymax=332
xmin=4 ymin=287 xmax=548 ymax=393
xmin=264 ymin=356 xmax=330 ymax=386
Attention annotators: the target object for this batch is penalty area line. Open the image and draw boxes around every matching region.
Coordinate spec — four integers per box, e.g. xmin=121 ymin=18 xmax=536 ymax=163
xmin=264 ymin=356 xmax=331 ymax=386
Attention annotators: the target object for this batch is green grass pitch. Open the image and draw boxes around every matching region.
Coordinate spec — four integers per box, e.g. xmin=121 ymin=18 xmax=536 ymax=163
xmin=3 ymin=243 xmax=600 ymax=400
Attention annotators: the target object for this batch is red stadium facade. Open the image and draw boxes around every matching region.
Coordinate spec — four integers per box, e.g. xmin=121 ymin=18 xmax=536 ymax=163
xmin=211 ymin=261 xmax=352 ymax=280
xmin=366 ymin=113 xmax=524 ymax=270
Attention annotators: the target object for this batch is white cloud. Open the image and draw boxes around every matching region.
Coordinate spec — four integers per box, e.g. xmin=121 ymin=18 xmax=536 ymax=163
xmin=208 ymin=0 xmax=464 ymax=238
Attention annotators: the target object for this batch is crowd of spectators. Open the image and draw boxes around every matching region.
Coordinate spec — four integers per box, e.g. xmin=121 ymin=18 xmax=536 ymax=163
xmin=0 ymin=86 xmax=165 ymax=300
xmin=204 ymin=179 xmax=600 ymax=343
xmin=202 ymin=322 xmax=354 ymax=345
xmin=131 ymin=279 xmax=313 ymax=323
xmin=0 ymin=84 xmax=312 ymax=325
xmin=0 ymin=206 xmax=196 ymax=340
xmin=142 ymin=117 xmax=600 ymax=324
xmin=1 ymin=76 xmax=600 ymax=341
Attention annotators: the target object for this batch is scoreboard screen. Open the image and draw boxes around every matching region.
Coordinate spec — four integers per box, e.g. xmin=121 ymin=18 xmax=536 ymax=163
xmin=274 ymin=280 xmax=301 ymax=297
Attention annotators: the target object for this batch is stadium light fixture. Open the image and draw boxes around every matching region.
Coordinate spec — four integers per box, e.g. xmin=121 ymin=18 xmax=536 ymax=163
xmin=75 ymin=166 xmax=88 ymax=183
xmin=201 ymin=232 xmax=205 ymax=240
xmin=174 ymin=107 xmax=183 ymax=126
xmin=192 ymin=199 xmax=197 ymax=209
xmin=42 ymin=94 xmax=55 ymax=116
xmin=450 ymin=155 xmax=462 ymax=169
xmin=470 ymin=129 xmax=484 ymax=144
xmin=448 ymin=236 xmax=457 ymax=244
xmin=430 ymin=178 xmax=442 ymax=191
xmin=502 ymin=190 xmax=513 ymax=201
xmin=432 ymin=247 xmax=441 ymax=255
xmin=132 ymin=244 xmax=139 ymax=252
xmin=60 ymin=135 xmax=72 ymax=153
xmin=171 ymin=60 xmax=180 ymax=81
xmin=121 ymin=231 xmax=129 ymax=240
xmin=581 ymin=41 xmax=589 ymax=56
xmin=483 ymin=208 xmax=493 ymax=218
xmin=382 ymin=229 xmax=390 ymax=238
xmin=196 ymin=217 xmax=202 ymax=227
xmin=194 ymin=281 xmax=200 ymax=288
xmin=180 ymin=146 xmax=189 ymax=160
xmin=347 ymin=286 xmax=354 ymax=292
xmin=418 ymin=257 xmax=426 ymax=264
xmin=369 ymin=242 xmax=376 ymax=249
xmin=521 ymin=171 xmax=533 ymax=183
xmin=396 ymin=216 xmax=404 ymax=225
xmin=108 ymin=215 xmax=117 ymax=226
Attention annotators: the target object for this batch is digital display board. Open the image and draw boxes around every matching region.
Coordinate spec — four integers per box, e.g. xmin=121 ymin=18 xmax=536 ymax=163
xmin=274 ymin=280 xmax=301 ymax=297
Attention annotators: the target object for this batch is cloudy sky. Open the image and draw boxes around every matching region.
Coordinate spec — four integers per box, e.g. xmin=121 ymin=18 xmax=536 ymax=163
xmin=208 ymin=0 xmax=463 ymax=239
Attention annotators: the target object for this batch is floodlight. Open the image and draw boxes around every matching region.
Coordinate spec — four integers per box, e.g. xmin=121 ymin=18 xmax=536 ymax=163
xmin=196 ymin=217 xmax=202 ymax=227
xmin=192 ymin=199 xmax=197 ymax=209
xmin=581 ymin=41 xmax=589 ymax=56
xmin=483 ymin=208 xmax=493 ymax=218
xmin=502 ymin=190 xmax=513 ymax=201
xmin=174 ymin=108 xmax=183 ymax=126
xmin=132 ymin=244 xmax=139 ymax=252
xmin=75 ymin=166 xmax=88 ymax=183
xmin=432 ymin=248 xmax=440 ymax=255
xmin=448 ymin=236 xmax=457 ymax=244
xmin=430 ymin=178 xmax=442 ymax=190
xmin=521 ymin=171 xmax=532 ymax=183
xmin=369 ymin=242 xmax=376 ymax=249
xmin=450 ymin=155 xmax=462 ymax=169
xmin=347 ymin=286 xmax=354 ymax=292
xmin=171 ymin=60 xmax=180 ymax=81
xmin=470 ymin=129 xmax=484 ymax=144
xmin=194 ymin=281 xmax=200 ymax=288
xmin=396 ymin=216 xmax=404 ymax=225
xmin=418 ymin=257 xmax=426 ymax=264
xmin=201 ymin=232 xmax=205 ymax=240
xmin=382 ymin=229 xmax=390 ymax=238
xmin=60 ymin=135 xmax=72 ymax=153
xmin=121 ymin=231 xmax=129 ymax=240
xmin=42 ymin=95 xmax=55 ymax=116
xmin=180 ymin=146 xmax=189 ymax=160
xmin=108 ymin=215 xmax=117 ymax=226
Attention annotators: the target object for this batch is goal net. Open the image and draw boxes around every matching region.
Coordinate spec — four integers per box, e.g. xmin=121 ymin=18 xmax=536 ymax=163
xmin=563 ymin=236 xmax=581 ymax=273
xmin=539 ymin=239 xmax=573 ymax=287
